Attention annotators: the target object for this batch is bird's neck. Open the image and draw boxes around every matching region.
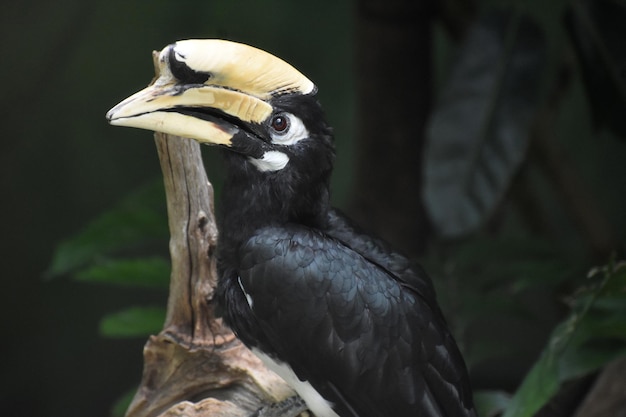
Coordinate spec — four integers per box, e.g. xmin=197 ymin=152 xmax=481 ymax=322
xmin=218 ymin=155 xmax=332 ymax=249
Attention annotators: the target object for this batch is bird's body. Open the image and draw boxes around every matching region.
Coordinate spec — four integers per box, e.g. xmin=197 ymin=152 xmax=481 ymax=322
xmin=107 ymin=39 xmax=476 ymax=417
xmin=218 ymin=210 xmax=474 ymax=417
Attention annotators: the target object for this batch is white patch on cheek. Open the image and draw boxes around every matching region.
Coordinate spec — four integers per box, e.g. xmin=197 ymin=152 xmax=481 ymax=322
xmin=249 ymin=151 xmax=290 ymax=172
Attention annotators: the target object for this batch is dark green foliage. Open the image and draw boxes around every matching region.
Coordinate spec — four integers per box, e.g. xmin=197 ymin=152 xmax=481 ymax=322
xmin=41 ymin=0 xmax=626 ymax=415
xmin=46 ymin=181 xmax=169 ymax=278
xmin=100 ymin=306 xmax=167 ymax=338
xmin=433 ymin=240 xmax=626 ymax=417
xmin=111 ymin=389 xmax=138 ymax=417
xmin=5 ymin=1 xmax=355 ymax=417
xmin=425 ymin=4 xmax=626 ymax=412
xmin=500 ymin=261 xmax=626 ymax=417
xmin=74 ymin=258 xmax=170 ymax=289
xmin=428 ymin=236 xmax=579 ymax=369
xmin=474 ymin=390 xmax=511 ymax=417
xmin=48 ymin=181 xmax=169 ymax=338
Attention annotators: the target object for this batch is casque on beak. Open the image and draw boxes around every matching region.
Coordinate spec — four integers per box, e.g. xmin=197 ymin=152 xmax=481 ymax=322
xmin=106 ymin=39 xmax=315 ymax=147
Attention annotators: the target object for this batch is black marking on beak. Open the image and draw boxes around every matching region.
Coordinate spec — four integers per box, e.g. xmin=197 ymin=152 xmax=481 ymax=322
xmin=168 ymin=46 xmax=212 ymax=84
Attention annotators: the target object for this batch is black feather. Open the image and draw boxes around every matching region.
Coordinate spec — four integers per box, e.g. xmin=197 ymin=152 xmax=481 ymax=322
xmin=213 ymin=92 xmax=475 ymax=417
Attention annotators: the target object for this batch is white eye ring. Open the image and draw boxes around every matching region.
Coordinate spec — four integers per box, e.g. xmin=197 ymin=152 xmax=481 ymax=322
xmin=269 ymin=113 xmax=309 ymax=145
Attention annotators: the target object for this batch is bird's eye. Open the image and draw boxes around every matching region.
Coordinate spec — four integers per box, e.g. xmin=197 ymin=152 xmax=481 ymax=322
xmin=270 ymin=114 xmax=290 ymax=134
xmin=268 ymin=113 xmax=309 ymax=145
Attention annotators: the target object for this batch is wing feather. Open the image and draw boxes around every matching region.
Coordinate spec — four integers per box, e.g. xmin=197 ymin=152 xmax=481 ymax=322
xmin=235 ymin=224 xmax=474 ymax=417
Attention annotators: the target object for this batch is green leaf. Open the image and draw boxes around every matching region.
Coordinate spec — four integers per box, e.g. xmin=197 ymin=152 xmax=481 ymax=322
xmin=100 ymin=306 xmax=166 ymax=338
xmin=474 ymin=390 xmax=511 ymax=417
xmin=565 ymin=0 xmax=626 ymax=139
xmin=558 ymin=341 xmax=626 ymax=381
xmin=424 ymin=9 xmax=547 ymax=238
xmin=502 ymin=350 xmax=560 ymax=417
xmin=575 ymin=314 xmax=626 ymax=342
xmin=46 ymin=181 xmax=168 ymax=278
xmin=502 ymin=261 xmax=621 ymax=417
xmin=74 ymin=257 xmax=170 ymax=289
xmin=111 ymin=387 xmax=137 ymax=417
xmin=585 ymin=295 xmax=626 ymax=314
xmin=591 ymin=260 xmax=626 ymax=296
xmin=555 ymin=261 xmax=626 ymax=379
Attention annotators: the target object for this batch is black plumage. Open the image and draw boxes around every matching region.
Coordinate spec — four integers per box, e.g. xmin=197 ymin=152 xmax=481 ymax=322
xmin=107 ymin=39 xmax=476 ymax=417
xmin=215 ymin=95 xmax=475 ymax=417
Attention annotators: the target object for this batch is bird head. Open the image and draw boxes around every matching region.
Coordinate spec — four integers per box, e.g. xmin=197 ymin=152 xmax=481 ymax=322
xmin=106 ymin=39 xmax=334 ymax=175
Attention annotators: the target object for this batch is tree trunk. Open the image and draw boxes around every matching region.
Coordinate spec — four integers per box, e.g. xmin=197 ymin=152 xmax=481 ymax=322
xmin=348 ymin=0 xmax=434 ymax=257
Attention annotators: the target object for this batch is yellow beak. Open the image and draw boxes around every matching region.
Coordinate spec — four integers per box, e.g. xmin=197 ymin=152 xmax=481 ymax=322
xmin=106 ymin=39 xmax=315 ymax=146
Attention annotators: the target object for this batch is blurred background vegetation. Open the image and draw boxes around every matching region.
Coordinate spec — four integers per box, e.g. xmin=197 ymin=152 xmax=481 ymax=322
xmin=2 ymin=0 xmax=625 ymax=416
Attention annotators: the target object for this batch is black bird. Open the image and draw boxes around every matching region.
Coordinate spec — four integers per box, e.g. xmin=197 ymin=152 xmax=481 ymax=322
xmin=107 ymin=39 xmax=476 ymax=417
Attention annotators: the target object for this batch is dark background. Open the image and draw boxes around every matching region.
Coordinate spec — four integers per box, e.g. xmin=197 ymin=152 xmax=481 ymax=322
xmin=1 ymin=2 xmax=355 ymax=416
xmin=1 ymin=1 xmax=624 ymax=416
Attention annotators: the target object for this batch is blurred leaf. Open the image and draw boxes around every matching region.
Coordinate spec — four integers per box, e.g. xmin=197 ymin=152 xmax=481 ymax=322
xmin=558 ymin=340 xmax=626 ymax=381
xmin=100 ymin=306 xmax=165 ymax=338
xmin=567 ymin=261 xmax=626 ymax=314
xmin=47 ymin=181 xmax=167 ymax=278
xmin=575 ymin=314 xmax=626 ymax=342
xmin=502 ymin=260 xmax=623 ymax=417
xmin=111 ymin=388 xmax=137 ymax=417
xmin=502 ymin=347 xmax=560 ymax=417
xmin=424 ymin=9 xmax=547 ymax=238
xmin=589 ymin=260 xmax=626 ymax=295
xmin=565 ymin=0 xmax=626 ymax=139
xmin=474 ymin=390 xmax=511 ymax=417
xmin=589 ymin=295 xmax=626 ymax=313
xmin=555 ymin=261 xmax=626 ymax=379
xmin=74 ymin=257 xmax=170 ymax=289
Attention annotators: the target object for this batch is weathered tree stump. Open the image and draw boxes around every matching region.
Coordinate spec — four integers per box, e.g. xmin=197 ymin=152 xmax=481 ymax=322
xmin=123 ymin=132 xmax=298 ymax=417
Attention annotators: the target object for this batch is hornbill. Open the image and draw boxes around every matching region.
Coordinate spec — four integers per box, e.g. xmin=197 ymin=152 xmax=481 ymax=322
xmin=107 ymin=39 xmax=476 ymax=417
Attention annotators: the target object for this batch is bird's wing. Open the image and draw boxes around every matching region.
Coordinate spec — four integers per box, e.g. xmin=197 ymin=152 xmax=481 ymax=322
xmin=237 ymin=225 xmax=475 ymax=417
xmin=325 ymin=208 xmax=439 ymax=306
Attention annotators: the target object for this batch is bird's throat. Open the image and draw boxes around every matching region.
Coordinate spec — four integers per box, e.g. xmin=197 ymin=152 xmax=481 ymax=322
xmin=218 ymin=164 xmax=330 ymax=246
